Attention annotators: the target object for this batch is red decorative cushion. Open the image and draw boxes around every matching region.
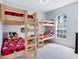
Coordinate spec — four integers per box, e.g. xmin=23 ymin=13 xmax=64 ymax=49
xmin=1 ymin=47 xmax=13 ymax=56
xmin=43 ymin=34 xmax=48 ymax=38
xmin=27 ymin=15 xmax=33 ymax=19
xmin=16 ymin=44 xmax=24 ymax=51
xmin=28 ymin=41 xmax=32 ymax=45
xmin=5 ymin=11 xmax=24 ymax=17
xmin=9 ymin=43 xmax=17 ymax=51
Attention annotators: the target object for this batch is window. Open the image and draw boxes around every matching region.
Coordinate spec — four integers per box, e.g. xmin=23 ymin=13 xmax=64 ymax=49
xmin=56 ymin=15 xmax=67 ymax=39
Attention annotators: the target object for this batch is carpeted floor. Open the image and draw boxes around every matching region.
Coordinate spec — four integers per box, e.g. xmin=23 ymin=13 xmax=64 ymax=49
xmin=36 ymin=43 xmax=78 ymax=59
xmin=14 ymin=43 xmax=78 ymax=59
xmin=14 ymin=56 xmax=25 ymax=59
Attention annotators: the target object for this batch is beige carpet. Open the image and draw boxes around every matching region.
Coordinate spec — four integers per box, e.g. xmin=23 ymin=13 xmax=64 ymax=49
xmin=36 ymin=43 xmax=78 ymax=59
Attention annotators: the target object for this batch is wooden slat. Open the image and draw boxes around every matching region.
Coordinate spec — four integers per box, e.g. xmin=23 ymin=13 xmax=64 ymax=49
xmin=0 ymin=4 xmax=5 ymax=23
xmin=1 ymin=53 xmax=16 ymax=59
xmin=2 ymin=4 xmax=25 ymax=14
xmin=4 ymin=15 xmax=25 ymax=25
xmin=5 ymin=15 xmax=24 ymax=21
xmin=3 ymin=21 xmax=24 ymax=25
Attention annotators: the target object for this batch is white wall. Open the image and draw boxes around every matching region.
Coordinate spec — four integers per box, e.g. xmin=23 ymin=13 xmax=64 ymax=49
xmin=0 ymin=0 xmax=3 ymax=3
xmin=46 ymin=2 xmax=78 ymax=48
xmin=3 ymin=25 xmax=25 ymax=38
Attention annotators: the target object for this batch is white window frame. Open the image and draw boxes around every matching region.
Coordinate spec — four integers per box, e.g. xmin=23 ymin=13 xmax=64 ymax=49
xmin=55 ymin=14 xmax=67 ymax=39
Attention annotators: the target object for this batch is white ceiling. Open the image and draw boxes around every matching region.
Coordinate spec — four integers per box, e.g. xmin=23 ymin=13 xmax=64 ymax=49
xmin=3 ymin=0 xmax=77 ymax=12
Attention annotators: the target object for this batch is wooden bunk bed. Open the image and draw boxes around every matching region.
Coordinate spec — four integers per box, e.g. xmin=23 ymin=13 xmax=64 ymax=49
xmin=38 ymin=20 xmax=55 ymax=45
xmin=0 ymin=4 xmax=27 ymax=59
xmin=0 ymin=4 xmax=55 ymax=59
xmin=0 ymin=4 xmax=38 ymax=59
